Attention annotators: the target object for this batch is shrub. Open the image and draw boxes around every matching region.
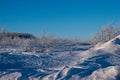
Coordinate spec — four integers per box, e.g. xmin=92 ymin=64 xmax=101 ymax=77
xmin=0 ymin=30 xmax=82 ymax=53
xmin=90 ymin=23 xmax=120 ymax=45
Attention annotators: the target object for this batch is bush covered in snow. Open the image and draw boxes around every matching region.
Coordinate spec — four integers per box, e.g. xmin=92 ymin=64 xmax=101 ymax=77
xmin=90 ymin=23 xmax=120 ymax=44
xmin=0 ymin=31 xmax=82 ymax=53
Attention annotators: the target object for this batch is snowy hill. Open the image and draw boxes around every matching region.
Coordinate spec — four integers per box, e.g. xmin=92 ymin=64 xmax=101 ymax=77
xmin=0 ymin=35 xmax=120 ymax=80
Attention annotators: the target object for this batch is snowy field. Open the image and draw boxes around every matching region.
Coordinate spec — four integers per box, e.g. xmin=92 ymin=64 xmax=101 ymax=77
xmin=0 ymin=36 xmax=120 ymax=80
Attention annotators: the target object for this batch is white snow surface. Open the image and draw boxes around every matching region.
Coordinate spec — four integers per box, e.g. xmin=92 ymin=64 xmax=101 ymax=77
xmin=82 ymin=66 xmax=118 ymax=80
xmin=0 ymin=72 xmax=21 ymax=80
xmin=0 ymin=35 xmax=120 ymax=80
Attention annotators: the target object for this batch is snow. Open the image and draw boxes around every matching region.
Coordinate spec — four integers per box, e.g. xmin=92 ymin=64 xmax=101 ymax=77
xmin=95 ymin=35 xmax=120 ymax=53
xmin=82 ymin=66 xmax=118 ymax=80
xmin=0 ymin=35 xmax=120 ymax=80
xmin=0 ymin=72 xmax=21 ymax=80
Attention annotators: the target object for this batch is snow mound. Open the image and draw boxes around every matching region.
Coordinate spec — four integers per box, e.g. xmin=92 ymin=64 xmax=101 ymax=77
xmin=95 ymin=35 xmax=120 ymax=53
xmin=80 ymin=35 xmax=120 ymax=60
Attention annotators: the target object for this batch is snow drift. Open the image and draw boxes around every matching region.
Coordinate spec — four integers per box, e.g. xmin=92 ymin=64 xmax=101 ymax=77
xmin=0 ymin=35 xmax=120 ymax=80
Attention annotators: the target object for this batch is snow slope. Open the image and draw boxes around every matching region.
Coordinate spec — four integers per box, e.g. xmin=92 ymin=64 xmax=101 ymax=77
xmin=0 ymin=35 xmax=120 ymax=80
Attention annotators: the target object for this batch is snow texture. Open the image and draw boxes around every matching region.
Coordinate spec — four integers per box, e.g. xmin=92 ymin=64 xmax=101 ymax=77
xmin=1 ymin=35 xmax=120 ymax=80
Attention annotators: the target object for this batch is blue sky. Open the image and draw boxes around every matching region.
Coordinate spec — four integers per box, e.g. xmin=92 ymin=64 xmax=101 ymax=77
xmin=0 ymin=0 xmax=120 ymax=39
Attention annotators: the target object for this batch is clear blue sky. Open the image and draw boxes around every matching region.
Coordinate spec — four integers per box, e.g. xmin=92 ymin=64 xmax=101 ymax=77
xmin=0 ymin=0 xmax=120 ymax=39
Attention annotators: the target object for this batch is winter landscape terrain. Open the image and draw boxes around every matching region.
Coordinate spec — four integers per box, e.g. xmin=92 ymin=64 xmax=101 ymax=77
xmin=0 ymin=0 xmax=120 ymax=80
xmin=0 ymin=31 xmax=120 ymax=80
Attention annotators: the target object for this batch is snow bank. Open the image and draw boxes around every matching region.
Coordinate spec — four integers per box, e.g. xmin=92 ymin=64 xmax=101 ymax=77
xmin=95 ymin=35 xmax=120 ymax=53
